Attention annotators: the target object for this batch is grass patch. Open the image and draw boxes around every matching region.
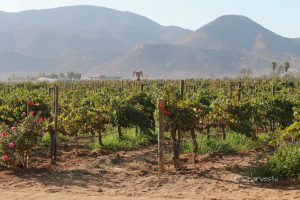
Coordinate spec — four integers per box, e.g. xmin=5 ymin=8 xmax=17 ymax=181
xmin=41 ymin=133 xmax=51 ymax=147
xmin=41 ymin=133 xmax=71 ymax=147
xmin=124 ymin=161 xmax=152 ymax=174
xmin=58 ymin=134 xmax=71 ymax=142
xmin=84 ymin=127 xmax=154 ymax=151
xmin=182 ymin=132 xmax=262 ymax=154
xmin=84 ymin=139 xmax=100 ymax=150
xmin=59 ymin=169 xmax=91 ymax=177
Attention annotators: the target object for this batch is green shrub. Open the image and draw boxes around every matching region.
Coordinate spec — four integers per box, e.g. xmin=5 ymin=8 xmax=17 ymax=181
xmin=266 ymin=143 xmax=300 ymax=179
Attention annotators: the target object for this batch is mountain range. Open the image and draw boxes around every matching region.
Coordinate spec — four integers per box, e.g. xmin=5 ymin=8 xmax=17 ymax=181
xmin=0 ymin=5 xmax=299 ymax=79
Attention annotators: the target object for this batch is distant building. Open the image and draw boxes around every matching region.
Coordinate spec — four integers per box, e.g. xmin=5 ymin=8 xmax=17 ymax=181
xmin=87 ymin=75 xmax=122 ymax=80
xmin=133 ymin=71 xmax=143 ymax=81
xmin=37 ymin=77 xmax=57 ymax=82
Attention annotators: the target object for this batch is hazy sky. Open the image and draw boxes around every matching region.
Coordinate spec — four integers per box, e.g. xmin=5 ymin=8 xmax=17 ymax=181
xmin=0 ymin=0 xmax=299 ymax=38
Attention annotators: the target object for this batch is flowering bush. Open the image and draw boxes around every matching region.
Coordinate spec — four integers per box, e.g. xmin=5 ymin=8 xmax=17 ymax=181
xmin=0 ymin=112 xmax=46 ymax=168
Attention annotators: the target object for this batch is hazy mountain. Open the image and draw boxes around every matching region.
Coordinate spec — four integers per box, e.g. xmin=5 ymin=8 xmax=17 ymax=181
xmin=0 ymin=6 xmax=299 ymax=79
xmin=181 ymin=15 xmax=300 ymax=75
xmin=294 ymin=38 xmax=300 ymax=44
xmin=88 ymin=44 xmax=243 ymax=78
xmin=90 ymin=15 xmax=300 ymax=78
xmin=0 ymin=5 xmax=191 ymax=79
xmin=0 ymin=52 xmax=59 ymax=79
xmin=0 ymin=6 xmax=191 ymax=45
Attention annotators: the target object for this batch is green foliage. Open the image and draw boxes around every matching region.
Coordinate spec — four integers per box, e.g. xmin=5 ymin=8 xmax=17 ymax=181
xmin=266 ymin=143 xmax=300 ymax=179
xmin=85 ymin=128 xmax=151 ymax=150
xmin=256 ymin=105 xmax=300 ymax=180
xmin=266 ymin=97 xmax=295 ymax=128
xmin=0 ymin=96 xmax=27 ymax=126
xmin=0 ymin=113 xmax=46 ymax=168
xmin=207 ymin=98 xmax=231 ymax=129
xmin=112 ymin=93 xmax=155 ymax=137
xmin=269 ymin=107 xmax=300 ymax=147
xmin=250 ymin=143 xmax=300 ymax=180
xmin=228 ymin=101 xmax=256 ymax=137
xmin=41 ymin=132 xmax=51 ymax=147
xmin=58 ymin=133 xmax=71 ymax=142
xmin=164 ymin=99 xmax=197 ymax=131
xmin=182 ymin=132 xmax=261 ymax=154
xmin=1 ymin=77 xmax=300 ymax=169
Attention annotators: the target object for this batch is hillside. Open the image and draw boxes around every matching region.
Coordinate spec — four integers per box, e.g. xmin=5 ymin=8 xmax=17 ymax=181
xmin=0 ymin=5 xmax=191 ymax=79
xmin=0 ymin=7 xmax=300 ymax=79
xmin=89 ymin=15 xmax=300 ymax=78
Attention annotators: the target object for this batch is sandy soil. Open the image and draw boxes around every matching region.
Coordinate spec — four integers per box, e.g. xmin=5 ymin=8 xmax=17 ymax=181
xmin=0 ymin=145 xmax=299 ymax=200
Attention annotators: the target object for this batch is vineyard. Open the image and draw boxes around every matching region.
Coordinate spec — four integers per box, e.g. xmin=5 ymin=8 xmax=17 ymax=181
xmin=0 ymin=78 xmax=300 ymax=199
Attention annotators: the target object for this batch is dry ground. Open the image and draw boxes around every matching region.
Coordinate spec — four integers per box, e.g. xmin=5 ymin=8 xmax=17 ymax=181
xmin=0 ymin=144 xmax=299 ymax=200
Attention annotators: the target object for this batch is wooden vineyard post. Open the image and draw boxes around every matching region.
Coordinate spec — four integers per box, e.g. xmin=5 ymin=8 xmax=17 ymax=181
xmin=237 ymin=82 xmax=242 ymax=101
xmin=52 ymin=85 xmax=59 ymax=164
xmin=271 ymin=83 xmax=276 ymax=131
xmin=223 ymin=83 xmax=227 ymax=96
xmin=158 ymin=98 xmax=165 ymax=173
xmin=204 ymin=82 xmax=208 ymax=91
xmin=193 ymin=85 xmax=196 ymax=96
xmin=140 ymin=83 xmax=144 ymax=93
xmin=180 ymin=80 xmax=184 ymax=100
xmin=27 ymin=98 xmax=32 ymax=115
xmin=272 ymin=84 xmax=276 ymax=96
xmin=229 ymin=82 xmax=233 ymax=99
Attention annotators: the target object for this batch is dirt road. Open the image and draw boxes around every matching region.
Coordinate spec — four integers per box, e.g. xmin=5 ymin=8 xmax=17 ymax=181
xmin=0 ymin=146 xmax=299 ymax=200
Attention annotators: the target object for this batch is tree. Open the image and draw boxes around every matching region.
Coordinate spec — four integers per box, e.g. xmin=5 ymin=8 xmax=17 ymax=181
xmin=272 ymin=62 xmax=277 ymax=72
xmin=67 ymin=71 xmax=75 ymax=80
xmin=284 ymin=62 xmax=290 ymax=74
xmin=277 ymin=65 xmax=285 ymax=74
xmin=49 ymin=73 xmax=59 ymax=79
xmin=239 ymin=67 xmax=252 ymax=78
xmin=74 ymin=73 xmax=82 ymax=80
xmin=59 ymin=73 xmax=65 ymax=79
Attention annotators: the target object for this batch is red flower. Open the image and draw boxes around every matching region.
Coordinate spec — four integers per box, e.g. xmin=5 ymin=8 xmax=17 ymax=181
xmin=27 ymin=100 xmax=34 ymax=106
xmin=21 ymin=112 xmax=26 ymax=117
xmin=2 ymin=155 xmax=8 ymax=161
xmin=10 ymin=127 xmax=16 ymax=131
xmin=158 ymin=102 xmax=171 ymax=116
xmin=34 ymin=119 xmax=39 ymax=124
xmin=30 ymin=111 xmax=34 ymax=116
xmin=38 ymin=111 xmax=42 ymax=115
xmin=27 ymin=100 xmax=39 ymax=106
xmin=0 ymin=132 xmax=7 ymax=138
xmin=9 ymin=142 xmax=14 ymax=148
xmin=39 ymin=117 xmax=45 ymax=123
